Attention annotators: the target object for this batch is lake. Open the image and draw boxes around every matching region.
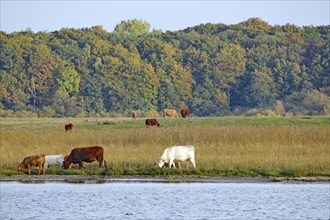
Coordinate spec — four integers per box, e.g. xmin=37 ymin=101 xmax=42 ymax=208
xmin=1 ymin=181 xmax=329 ymax=220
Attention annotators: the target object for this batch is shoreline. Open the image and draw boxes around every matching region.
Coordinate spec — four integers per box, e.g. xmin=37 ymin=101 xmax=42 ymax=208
xmin=1 ymin=175 xmax=329 ymax=184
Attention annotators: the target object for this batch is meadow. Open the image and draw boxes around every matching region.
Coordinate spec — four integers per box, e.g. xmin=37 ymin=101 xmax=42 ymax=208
xmin=0 ymin=116 xmax=329 ymax=177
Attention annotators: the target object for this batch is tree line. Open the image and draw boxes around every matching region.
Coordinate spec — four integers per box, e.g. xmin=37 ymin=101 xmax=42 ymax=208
xmin=0 ymin=18 xmax=329 ymax=117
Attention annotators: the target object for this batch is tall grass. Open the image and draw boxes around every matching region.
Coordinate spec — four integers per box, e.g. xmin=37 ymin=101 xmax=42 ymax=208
xmin=0 ymin=117 xmax=329 ymax=177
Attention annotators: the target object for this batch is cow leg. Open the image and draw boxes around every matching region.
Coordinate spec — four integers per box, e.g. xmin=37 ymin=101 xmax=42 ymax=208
xmin=28 ymin=165 xmax=31 ymax=175
xmin=103 ymin=160 xmax=107 ymax=168
xmin=170 ymin=159 xmax=176 ymax=169
xmin=178 ymin=162 xmax=182 ymax=169
xmin=190 ymin=158 xmax=196 ymax=169
xmin=78 ymin=161 xmax=84 ymax=169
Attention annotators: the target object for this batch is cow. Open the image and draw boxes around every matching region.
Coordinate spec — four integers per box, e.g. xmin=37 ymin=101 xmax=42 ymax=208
xmin=145 ymin=118 xmax=160 ymax=127
xmin=65 ymin=123 xmax=73 ymax=132
xmin=63 ymin=146 xmax=107 ymax=169
xmin=132 ymin=111 xmax=137 ymax=120
xmin=155 ymin=146 xmax=196 ymax=169
xmin=44 ymin=155 xmax=64 ymax=168
xmin=18 ymin=154 xmax=46 ymax=175
xmin=163 ymin=109 xmax=178 ymax=118
xmin=180 ymin=108 xmax=190 ymax=118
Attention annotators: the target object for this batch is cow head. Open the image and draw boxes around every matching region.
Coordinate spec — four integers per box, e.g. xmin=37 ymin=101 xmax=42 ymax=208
xmin=62 ymin=160 xmax=71 ymax=169
xmin=155 ymin=159 xmax=165 ymax=168
xmin=18 ymin=164 xmax=25 ymax=171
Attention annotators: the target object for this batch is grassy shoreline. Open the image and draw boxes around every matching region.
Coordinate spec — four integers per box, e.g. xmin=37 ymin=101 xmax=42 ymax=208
xmin=1 ymin=116 xmax=329 ymax=178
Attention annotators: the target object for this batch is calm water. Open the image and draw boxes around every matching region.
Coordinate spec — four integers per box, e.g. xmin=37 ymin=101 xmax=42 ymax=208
xmin=1 ymin=182 xmax=329 ymax=220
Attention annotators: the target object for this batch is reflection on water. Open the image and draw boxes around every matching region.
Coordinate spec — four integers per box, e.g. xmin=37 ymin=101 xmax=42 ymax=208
xmin=1 ymin=182 xmax=329 ymax=220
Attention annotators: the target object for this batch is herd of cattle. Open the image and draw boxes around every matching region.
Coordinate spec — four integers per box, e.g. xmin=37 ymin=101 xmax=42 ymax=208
xmin=18 ymin=108 xmax=194 ymax=174
xmin=145 ymin=108 xmax=190 ymax=127
xmin=18 ymin=145 xmax=196 ymax=175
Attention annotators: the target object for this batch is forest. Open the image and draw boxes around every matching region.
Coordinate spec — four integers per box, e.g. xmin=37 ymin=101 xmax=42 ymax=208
xmin=0 ymin=18 xmax=329 ymax=117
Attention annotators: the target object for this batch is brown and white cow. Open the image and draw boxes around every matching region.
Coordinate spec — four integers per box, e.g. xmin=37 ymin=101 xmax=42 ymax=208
xmin=163 ymin=109 xmax=178 ymax=118
xmin=180 ymin=108 xmax=190 ymax=118
xmin=145 ymin=118 xmax=160 ymax=127
xmin=65 ymin=123 xmax=73 ymax=132
xmin=63 ymin=146 xmax=107 ymax=169
xmin=18 ymin=154 xmax=46 ymax=175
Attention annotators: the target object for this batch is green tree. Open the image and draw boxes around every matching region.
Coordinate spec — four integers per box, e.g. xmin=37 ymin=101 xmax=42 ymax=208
xmin=114 ymin=19 xmax=151 ymax=36
xmin=55 ymin=61 xmax=80 ymax=96
xmin=246 ymin=67 xmax=277 ymax=107
xmin=26 ymin=44 xmax=56 ymax=107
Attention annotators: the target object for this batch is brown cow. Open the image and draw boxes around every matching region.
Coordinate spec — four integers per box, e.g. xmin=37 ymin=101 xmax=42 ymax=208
xmin=18 ymin=154 xmax=46 ymax=175
xmin=63 ymin=146 xmax=107 ymax=169
xmin=145 ymin=118 xmax=160 ymax=127
xmin=65 ymin=123 xmax=73 ymax=132
xmin=180 ymin=108 xmax=190 ymax=118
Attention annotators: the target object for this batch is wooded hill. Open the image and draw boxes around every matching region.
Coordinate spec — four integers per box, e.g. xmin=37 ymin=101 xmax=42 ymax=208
xmin=0 ymin=18 xmax=329 ymax=117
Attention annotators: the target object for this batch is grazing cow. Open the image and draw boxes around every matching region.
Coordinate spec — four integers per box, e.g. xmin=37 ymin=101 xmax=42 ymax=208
xmin=63 ymin=146 xmax=107 ymax=169
xmin=145 ymin=118 xmax=160 ymax=127
xmin=65 ymin=123 xmax=73 ymax=132
xmin=180 ymin=108 xmax=190 ymax=118
xmin=163 ymin=109 xmax=178 ymax=118
xmin=44 ymin=155 xmax=64 ymax=168
xmin=132 ymin=111 xmax=137 ymax=120
xmin=155 ymin=146 xmax=196 ymax=169
xmin=18 ymin=154 xmax=46 ymax=175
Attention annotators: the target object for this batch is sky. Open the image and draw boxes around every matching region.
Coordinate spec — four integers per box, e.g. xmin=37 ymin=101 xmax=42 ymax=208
xmin=1 ymin=0 xmax=329 ymax=33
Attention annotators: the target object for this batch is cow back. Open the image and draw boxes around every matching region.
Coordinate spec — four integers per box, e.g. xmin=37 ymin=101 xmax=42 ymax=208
xmin=67 ymin=146 xmax=104 ymax=163
xmin=19 ymin=154 xmax=45 ymax=169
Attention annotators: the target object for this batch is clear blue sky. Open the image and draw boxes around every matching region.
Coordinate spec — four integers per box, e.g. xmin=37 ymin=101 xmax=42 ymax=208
xmin=1 ymin=0 xmax=329 ymax=33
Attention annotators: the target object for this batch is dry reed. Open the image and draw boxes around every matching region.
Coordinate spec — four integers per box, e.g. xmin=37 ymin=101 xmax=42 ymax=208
xmin=1 ymin=118 xmax=329 ymax=176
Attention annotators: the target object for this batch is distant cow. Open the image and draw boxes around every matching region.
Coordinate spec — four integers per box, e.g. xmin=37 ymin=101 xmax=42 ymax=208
xmin=180 ymin=108 xmax=190 ymax=118
xmin=44 ymin=155 xmax=64 ymax=168
xmin=145 ymin=118 xmax=160 ymax=127
xmin=63 ymin=146 xmax=107 ymax=169
xmin=155 ymin=146 xmax=196 ymax=169
xmin=18 ymin=154 xmax=46 ymax=175
xmin=132 ymin=111 xmax=137 ymax=120
xmin=163 ymin=109 xmax=178 ymax=117
xmin=65 ymin=123 xmax=73 ymax=132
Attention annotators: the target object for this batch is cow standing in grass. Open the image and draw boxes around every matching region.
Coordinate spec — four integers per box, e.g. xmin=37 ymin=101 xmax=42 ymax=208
xmin=65 ymin=123 xmax=73 ymax=132
xmin=63 ymin=146 xmax=107 ymax=169
xmin=155 ymin=146 xmax=196 ymax=169
xmin=18 ymin=154 xmax=46 ymax=175
xmin=163 ymin=109 xmax=178 ymax=118
xmin=145 ymin=118 xmax=160 ymax=127
xmin=45 ymin=155 xmax=64 ymax=168
xmin=132 ymin=111 xmax=137 ymax=120
xmin=180 ymin=108 xmax=190 ymax=118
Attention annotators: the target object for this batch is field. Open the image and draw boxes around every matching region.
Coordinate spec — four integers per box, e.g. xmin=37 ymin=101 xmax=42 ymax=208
xmin=0 ymin=116 xmax=329 ymax=177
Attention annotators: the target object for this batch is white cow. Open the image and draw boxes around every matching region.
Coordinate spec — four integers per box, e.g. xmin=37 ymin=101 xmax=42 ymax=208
xmin=156 ymin=146 xmax=196 ymax=169
xmin=44 ymin=155 xmax=64 ymax=168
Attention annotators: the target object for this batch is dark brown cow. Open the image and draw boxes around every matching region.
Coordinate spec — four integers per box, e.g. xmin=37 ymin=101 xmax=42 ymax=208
xmin=145 ymin=118 xmax=160 ymax=127
xmin=180 ymin=108 xmax=190 ymax=118
xmin=18 ymin=154 xmax=45 ymax=175
xmin=65 ymin=123 xmax=73 ymax=132
xmin=63 ymin=146 xmax=107 ymax=169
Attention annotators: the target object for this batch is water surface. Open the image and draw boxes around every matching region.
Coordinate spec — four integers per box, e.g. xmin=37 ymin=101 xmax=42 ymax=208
xmin=1 ymin=182 xmax=329 ymax=219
